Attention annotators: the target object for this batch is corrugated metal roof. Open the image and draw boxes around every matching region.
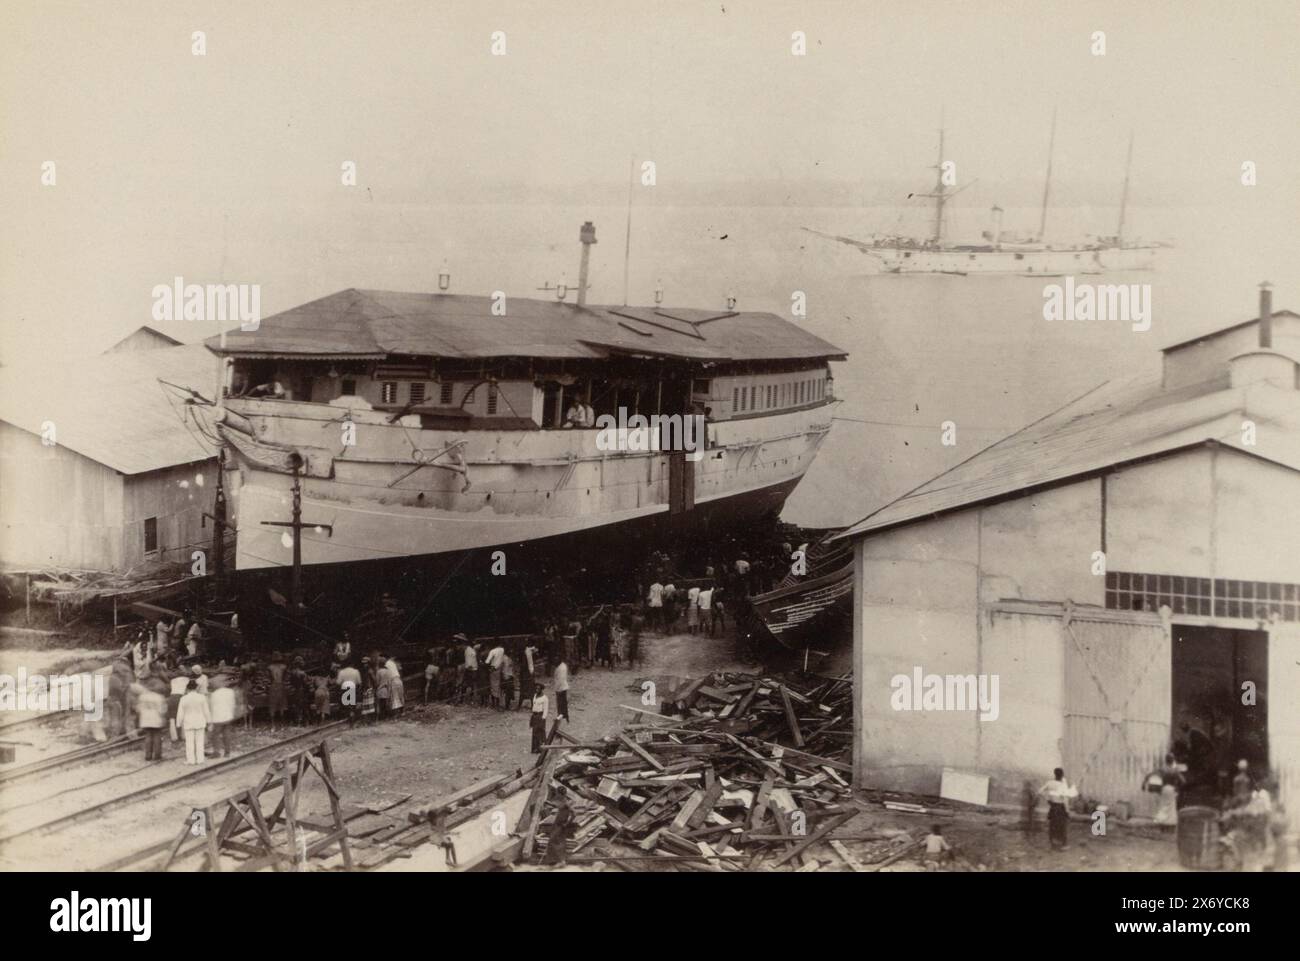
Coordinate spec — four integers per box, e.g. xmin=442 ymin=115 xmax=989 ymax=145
xmin=206 ymin=289 xmax=847 ymax=364
xmin=0 ymin=343 xmax=218 ymax=475
xmin=834 ymin=373 xmax=1300 ymax=540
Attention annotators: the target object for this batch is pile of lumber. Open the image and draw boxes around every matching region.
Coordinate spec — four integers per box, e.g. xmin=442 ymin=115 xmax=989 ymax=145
xmin=512 ymin=671 xmax=884 ymax=871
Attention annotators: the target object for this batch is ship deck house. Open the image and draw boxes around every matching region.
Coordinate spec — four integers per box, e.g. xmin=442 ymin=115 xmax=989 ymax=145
xmin=834 ymin=291 xmax=1300 ymax=824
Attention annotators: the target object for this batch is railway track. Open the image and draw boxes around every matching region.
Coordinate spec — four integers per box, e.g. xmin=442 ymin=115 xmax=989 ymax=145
xmin=0 ymin=733 xmax=142 ymax=785
xmin=0 ymin=711 xmax=73 ymax=736
xmin=0 ymin=719 xmax=352 ymax=849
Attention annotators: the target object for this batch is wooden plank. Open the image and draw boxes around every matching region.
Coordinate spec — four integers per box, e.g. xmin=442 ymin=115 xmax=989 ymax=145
xmin=768 ymin=810 xmax=857 ymax=868
xmin=758 ymin=740 xmax=852 ymax=774
xmin=863 ymin=837 xmax=924 ymax=872
xmin=670 ymin=791 xmax=705 ymax=830
xmin=829 ymin=839 xmax=865 ymax=872
xmin=519 ymin=749 xmax=560 ymax=860
xmin=410 ymin=772 xmax=513 ymax=822
xmin=618 ymin=733 xmax=665 ymax=771
xmin=778 ymin=686 xmax=805 ymax=748
xmin=687 ymin=781 xmax=725 ymax=829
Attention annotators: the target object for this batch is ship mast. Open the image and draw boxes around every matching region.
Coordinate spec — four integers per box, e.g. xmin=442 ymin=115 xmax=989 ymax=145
xmin=1037 ymin=107 xmax=1057 ymax=242
xmin=931 ymin=116 xmax=946 ymax=244
xmin=1115 ymin=131 xmax=1134 ymax=245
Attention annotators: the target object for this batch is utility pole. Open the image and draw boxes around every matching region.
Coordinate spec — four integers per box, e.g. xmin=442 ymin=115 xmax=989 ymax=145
xmin=260 ymin=455 xmax=332 ymax=641
xmin=202 ymin=447 xmax=235 ymax=606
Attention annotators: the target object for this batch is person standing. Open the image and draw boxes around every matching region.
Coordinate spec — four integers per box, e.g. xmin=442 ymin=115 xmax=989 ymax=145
xmin=423 ymin=650 xmax=440 ymax=703
xmin=485 ymin=641 xmax=505 ymax=709
xmin=135 ymin=681 xmax=166 ymax=762
xmin=386 ymin=656 xmax=405 ymax=718
xmin=336 ymin=661 xmax=362 ymax=727
xmin=313 ymin=677 xmax=331 ymax=725
xmin=168 ymin=669 xmax=189 ymax=743
xmin=375 ymin=658 xmax=392 ymax=720
xmin=185 ymin=618 xmax=204 ymax=658
xmin=501 ymin=650 xmax=515 ymax=710
xmin=333 ymin=633 xmax=352 ymax=666
xmin=155 ymin=615 xmax=173 ymax=658
xmin=459 ymin=635 xmax=478 ymax=705
xmin=711 ymin=587 xmax=726 ymax=636
xmin=697 ymin=585 xmax=714 ymax=637
xmin=530 ymin=684 xmax=549 ymax=754
xmin=209 ymin=678 xmax=237 ymax=758
xmin=1039 ymin=768 xmax=1078 ymax=850
xmin=686 ymin=585 xmax=700 ymax=634
xmin=662 ymin=584 xmax=678 ymax=633
xmin=553 ymin=656 xmax=570 ymax=723
xmin=1232 ymin=759 xmax=1253 ymax=807
xmin=267 ymin=651 xmax=288 ymax=730
xmin=519 ymin=638 xmax=538 ymax=709
xmin=359 ymin=656 xmax=378 ymax=723
xmin=175 ymin=679 xmax=212 ymax=766
xmin=647 ymin=581 xmax=664 ymax=631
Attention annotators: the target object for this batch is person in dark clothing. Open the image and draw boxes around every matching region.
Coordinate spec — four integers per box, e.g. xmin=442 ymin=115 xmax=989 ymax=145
xmin=530 ymin=684 xmax=549 ymax=754
xmin=1039 ymin=767 xmax=1078 ymax=850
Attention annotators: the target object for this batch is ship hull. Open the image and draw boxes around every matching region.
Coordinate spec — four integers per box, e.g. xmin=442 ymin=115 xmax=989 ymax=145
xmin=221 ymin=398 xmax=833 ymax=572
xmin=860 ymin=244 xmax=1157 ymax=275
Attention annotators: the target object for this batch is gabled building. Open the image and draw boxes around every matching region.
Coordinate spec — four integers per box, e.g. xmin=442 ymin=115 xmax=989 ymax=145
xmin=834 ymin=287 xmax=1300 ymax=823
xmin=0 ymin=344 xmax=221 ymax=574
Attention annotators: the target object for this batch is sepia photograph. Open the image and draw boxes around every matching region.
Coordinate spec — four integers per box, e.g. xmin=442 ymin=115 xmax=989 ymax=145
xmin=0 ymin=0 xmax=1296 ymax=935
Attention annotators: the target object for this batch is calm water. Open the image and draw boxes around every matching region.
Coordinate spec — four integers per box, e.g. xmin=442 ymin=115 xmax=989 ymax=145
xmin=65 ymin=196 xmax=1286 ymax=529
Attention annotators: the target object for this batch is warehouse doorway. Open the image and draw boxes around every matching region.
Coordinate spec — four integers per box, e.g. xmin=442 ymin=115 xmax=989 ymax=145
xmin=1170 ymin=625 xmax=1268 ymax=802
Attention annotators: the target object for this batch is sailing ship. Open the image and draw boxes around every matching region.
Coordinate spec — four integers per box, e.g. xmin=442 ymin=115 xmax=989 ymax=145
xmin=808 ymin=114 xmax=1164 ymax=275
xmin=205 ymin=224 xmax=847 ymax=577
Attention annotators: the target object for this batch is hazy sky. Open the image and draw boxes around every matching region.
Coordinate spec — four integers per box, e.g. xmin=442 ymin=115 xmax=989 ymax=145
xmin=2 ymin=0 xmax=1296 ymax=365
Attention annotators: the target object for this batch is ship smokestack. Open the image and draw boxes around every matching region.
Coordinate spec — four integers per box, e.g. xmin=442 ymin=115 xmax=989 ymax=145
xmin=1259 ymin=281 xmax=1273 ymax=348
xmin=988 ymin=206 xmax=1003 ymax=247
xmin=577 ymin=221 xmax=597 ymax=306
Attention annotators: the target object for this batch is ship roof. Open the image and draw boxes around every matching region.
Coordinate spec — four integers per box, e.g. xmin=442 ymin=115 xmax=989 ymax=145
xmin=204 ymin=288 xmax=847 ymax=365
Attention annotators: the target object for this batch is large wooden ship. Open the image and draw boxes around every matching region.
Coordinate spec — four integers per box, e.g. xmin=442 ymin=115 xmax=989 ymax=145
xmin=206 ymin=233 xmax=847 ymax=577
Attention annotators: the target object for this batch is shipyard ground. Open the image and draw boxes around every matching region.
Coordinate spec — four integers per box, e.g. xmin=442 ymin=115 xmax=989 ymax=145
xmin=0 ymin=625 xmax=1222 ymax=872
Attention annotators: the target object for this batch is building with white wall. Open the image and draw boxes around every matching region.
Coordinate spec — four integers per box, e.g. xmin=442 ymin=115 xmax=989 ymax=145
xmin=0 ymin=344 xmax=220 ymax=575
xmin=835 ymin=291 xmax=1300 ymax=822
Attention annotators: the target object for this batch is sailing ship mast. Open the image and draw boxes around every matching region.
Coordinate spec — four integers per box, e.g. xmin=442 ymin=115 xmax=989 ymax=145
xmin=1037 ymin=107 xmax=1057 ymax=242
xmin=930 ymin=120 xmax=947 ymax=243
xmin=1115 ymin=131 xmax=1134 ymax=245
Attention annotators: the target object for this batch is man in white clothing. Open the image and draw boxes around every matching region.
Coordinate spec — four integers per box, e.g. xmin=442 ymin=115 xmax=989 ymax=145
xmin=209 ymin=679 xmax=237 ymax=757
xmin=553 ymin=657 xmax=570 ymax=722
xmin=530 ymin=684 xmax=549 ymax=753
xmin=175 ymin=679 xmax=212 ymax=765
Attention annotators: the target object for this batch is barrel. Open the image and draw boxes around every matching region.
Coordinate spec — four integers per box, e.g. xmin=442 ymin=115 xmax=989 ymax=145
xmin=1177 ymin=805 xmax=1221 ymax=869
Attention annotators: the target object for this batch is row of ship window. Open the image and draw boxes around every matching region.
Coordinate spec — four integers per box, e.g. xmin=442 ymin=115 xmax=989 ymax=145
xmin=732 ymin=377 xmax=824 ymax=414
xmin=376 ymin=381 xmax=498 ymax=413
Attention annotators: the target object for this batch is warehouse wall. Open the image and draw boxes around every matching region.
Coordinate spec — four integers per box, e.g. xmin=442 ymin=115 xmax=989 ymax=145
xmin=0 ymin=422 xmax=125 ymax=570
xmin=120 ymin=460 xmax=219 ymax=569
xmin=0 ymin=422 xmax=217 ymax=574
xmin=852 ymin=446 xmax=1300 ymax=804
